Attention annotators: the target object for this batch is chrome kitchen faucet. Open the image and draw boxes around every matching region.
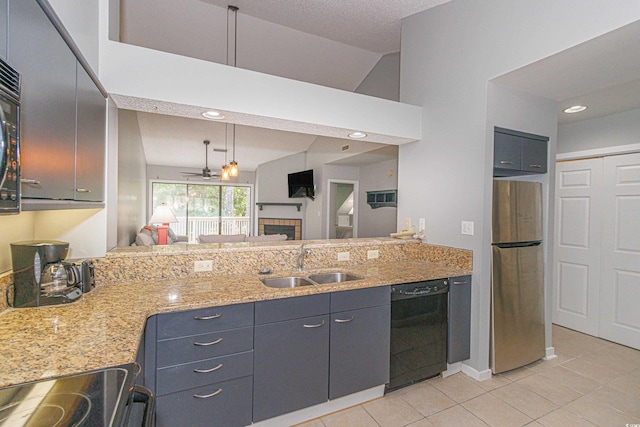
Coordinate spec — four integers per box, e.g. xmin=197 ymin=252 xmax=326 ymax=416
xmin=297 ymin=242 xmax=312 ymax=271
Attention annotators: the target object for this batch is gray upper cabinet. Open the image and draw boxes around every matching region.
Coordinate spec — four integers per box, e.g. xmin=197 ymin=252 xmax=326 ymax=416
xmin=75 ymin=63 xmax=105 ymax=201
xmin=493 ymin=127 xmax=548 ymax=177
xmin=7 ymin=0 xmax=106 ymax=205
xmin=8 ymin=0 xmax=77 ymax=200
xmin=0 ymin=0 xmax=7 ymax=60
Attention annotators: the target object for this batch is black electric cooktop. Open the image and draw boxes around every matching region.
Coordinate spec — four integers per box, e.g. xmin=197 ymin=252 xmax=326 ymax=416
xmin=0 ymin=366 xmax=134 ymax=427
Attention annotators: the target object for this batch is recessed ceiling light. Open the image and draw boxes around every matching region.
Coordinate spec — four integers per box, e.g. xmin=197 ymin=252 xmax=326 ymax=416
xmin=202 ymin=110 xmax=226 ymax=120
xmin=348 ymin=131 xmax=367 ymax=139
xmin=563 ymin=105 xmax=587 ymax=114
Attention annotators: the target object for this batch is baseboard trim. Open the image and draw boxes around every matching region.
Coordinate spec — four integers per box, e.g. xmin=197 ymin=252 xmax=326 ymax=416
xmin=252 ymin=385 xmax=385 ymax=427
xmin=443 ymin=362 xmax=462 ymax=377
xmin=545 ymin=346 xmax=557 ymax=360
xmin=461 ymin=364 xmax=492 ymax=381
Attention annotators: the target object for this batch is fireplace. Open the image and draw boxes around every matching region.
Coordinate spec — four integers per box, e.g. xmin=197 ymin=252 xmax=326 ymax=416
xmin=258 ymin=218 xmax=302 ymax=240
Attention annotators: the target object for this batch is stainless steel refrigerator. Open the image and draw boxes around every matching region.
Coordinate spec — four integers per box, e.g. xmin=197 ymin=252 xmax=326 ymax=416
xmin=491 ymin=180 xmax=545 ymax=374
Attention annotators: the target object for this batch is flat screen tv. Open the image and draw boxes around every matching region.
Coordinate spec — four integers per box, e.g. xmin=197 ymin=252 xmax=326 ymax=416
xmin=288 ymin=169 xmax=315 ymax=200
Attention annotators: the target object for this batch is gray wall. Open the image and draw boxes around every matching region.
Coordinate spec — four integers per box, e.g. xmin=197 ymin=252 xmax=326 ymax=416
xmin=117 ymin=110 xmax=148 ymax=246
xmin=399 ymin=0 xmax=639 ymax=375
xmin=558 ymin=108 xmax=640 ymax=154
xmin=358 ymin=159 xmax=398 ymax=238
xmin=355 ymin=52 xmax=400 ymax=101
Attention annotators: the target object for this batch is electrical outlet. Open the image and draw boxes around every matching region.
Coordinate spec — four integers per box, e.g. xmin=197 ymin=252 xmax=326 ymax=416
xmin=337 ymin=252 xmax=350 ymax=261
xmin=419 ymin=218 xmax=426 ymax=231
xmin=461 ymin=221 xmax=474 ymax=236
xmin=367 ymin=250 xmax=379 ymax=259
xmin=404 ymin=218 xmax=412 ymax=230
xmin=194 ymin=260 xmax=213 ymax=272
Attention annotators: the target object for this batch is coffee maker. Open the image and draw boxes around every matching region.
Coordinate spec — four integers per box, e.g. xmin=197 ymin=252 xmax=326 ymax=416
xmin=10 ymin=240 xmax=82 ymax=307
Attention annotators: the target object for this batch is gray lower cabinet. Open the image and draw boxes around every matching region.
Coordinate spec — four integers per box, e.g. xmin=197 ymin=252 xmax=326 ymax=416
xmin=329 ymin=286 xmax=390 ymax=400
xmin=150 ymin=303 xmax=254 ymax=427
xmin=448 ymin=275 xmax=471 ymax=363
xmin=253 ymin=294 xmax=330 ymax=422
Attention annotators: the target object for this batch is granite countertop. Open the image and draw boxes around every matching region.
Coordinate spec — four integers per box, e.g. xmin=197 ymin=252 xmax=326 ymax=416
xmin=0 ymin=259 xmax=470 ymax=388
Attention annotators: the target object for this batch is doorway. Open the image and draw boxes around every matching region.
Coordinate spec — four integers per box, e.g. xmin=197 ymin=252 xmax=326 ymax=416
xmin=326 ymin=180 xmax=358 ymax=239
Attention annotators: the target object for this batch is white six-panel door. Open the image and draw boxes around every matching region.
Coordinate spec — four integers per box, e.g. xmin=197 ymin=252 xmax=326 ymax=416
xmin=599 ymin=153 xmax=640 ymax=349
xmin=553 ymin=158 xmax=603 ymax=336
xmin=554 ymin=153 xmax=640 ymax=350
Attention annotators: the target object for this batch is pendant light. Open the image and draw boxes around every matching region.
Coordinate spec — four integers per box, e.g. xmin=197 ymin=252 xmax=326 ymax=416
xmin=221 ymin=123 xmax=231 ymax=180
xmin=225 ymin=6 xmax=238 ymax=176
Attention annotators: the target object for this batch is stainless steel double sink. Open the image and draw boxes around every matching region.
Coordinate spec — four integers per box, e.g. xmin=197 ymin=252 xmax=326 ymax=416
xmin=261 ymin=272 xmax=362 ymax=288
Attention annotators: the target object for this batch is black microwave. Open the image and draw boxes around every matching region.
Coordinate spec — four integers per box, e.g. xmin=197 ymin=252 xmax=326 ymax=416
xmin=0 ymin=57 xmax=20 ymax=214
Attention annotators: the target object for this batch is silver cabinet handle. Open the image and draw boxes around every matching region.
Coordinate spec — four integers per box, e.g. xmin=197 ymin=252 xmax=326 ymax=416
xmin=194 ymin=313 xmax=223 ymax=320
xmin=528 ymin=164 xmax=542 ymax=168
xmin=193 ymin=363 xmax=223 ymax=373
xmin=194 ymin=388 xmax=222 ymax=399
xmin=453 ymin=281 xmax=468 ymax=285
xmin=76 ymin=188 xmax=91 ymax=193
xmin=303 ymin=320 xmax=325 ymax=328
xmin=499 ymin=160 xmax=513 ymax=165
xmin=21 ymin=178 xmax=41 ymax=185
xmin=194 ymin=337 xmax=223 ymax=346
xmin=335 ymin=317 xmax=354 ymax=323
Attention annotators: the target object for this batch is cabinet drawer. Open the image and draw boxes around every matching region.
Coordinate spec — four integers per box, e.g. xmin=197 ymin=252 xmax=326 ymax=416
xmin=255 ymin=293 xmax=329 ymax=324
xmin=156 ymin=351 xmax=253 ymax=396
xmin=331 ymin=286 xmax=390 ymax=312
xmin=157 ymin=326 xmax=253 ymax=368
xmin=157 ymin=303 xmax=253 ymax=339
xmin=155 ymin=376 xmax=253 ymax=427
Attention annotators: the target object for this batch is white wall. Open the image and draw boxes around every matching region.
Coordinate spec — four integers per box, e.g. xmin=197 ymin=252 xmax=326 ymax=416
xmin=358 ymin=159 xmax=398 ymax=238
xmin=558 ymin=108 xmax=640 ymax=154
xmin=0 ymin=213 xmax=35 ymax=273
xmin=355 ymin=52 xmax=400 ymax=101
xmin=117 ymin=110 xmax=147 ymax=246
xmin=255 ymin=152 xmax=307 ymax=235
xmin=400 ymin=0 xmax=640 ymax=376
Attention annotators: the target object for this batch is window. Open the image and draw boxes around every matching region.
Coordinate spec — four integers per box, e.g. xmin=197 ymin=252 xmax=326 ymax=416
xmin=151 ymin=181 xmax=252 ymax=243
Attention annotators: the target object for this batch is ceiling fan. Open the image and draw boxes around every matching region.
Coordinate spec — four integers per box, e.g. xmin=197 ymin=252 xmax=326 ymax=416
xmin=181 ymin=140 xmax=225 ymax=180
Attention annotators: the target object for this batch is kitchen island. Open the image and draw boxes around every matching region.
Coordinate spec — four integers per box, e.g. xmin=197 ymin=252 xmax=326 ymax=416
xmin=0 ymin=238 xmax=471 ymax=396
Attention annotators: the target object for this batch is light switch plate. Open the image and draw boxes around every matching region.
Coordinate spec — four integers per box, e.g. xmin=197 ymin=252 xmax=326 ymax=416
xmin=404 ymin=218 xmax=411 ymax=230
xmin=461 ymin=221 xmax=474 ymax=236
xmin=419 ymin=218 xmax=426 ymax=231
xmin=194 ymin=260 xmax=213 ymax=272
xmin=337 ymin=252 xmax=350 ymax=261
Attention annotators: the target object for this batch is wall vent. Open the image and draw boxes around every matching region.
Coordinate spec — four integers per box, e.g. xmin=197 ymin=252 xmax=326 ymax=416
xmin=341 ymin=144 xmax=350 ymax=152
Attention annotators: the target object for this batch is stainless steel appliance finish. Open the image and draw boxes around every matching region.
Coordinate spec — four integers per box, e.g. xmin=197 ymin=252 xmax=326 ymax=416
xmin=386 ymin=279 xmax=449 ymax=392
xmin=0 ymin=57 xmax=21 ymax=214
xmin=491 ymin=180 xmax=545 ymax=374
xmin=0 ymin=366 xmax=136 ymax=427
xmin=9 ymin=240 xmax=82 ymax=308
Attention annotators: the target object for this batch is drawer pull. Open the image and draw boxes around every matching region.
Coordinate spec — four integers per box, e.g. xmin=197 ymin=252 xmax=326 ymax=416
xmin=528 ymin=164 xmax=542 ymax=168
xmin=194 ymin=363 xmax=223 ymax=374
xmin=499 ymin=160 xmax=513 ymax=165
xmin=76 ymin=188 xmax=91 ymax=193
xmin=21 ymin=178 xmax=41 ymax=185
xmin=334 ymin=317 xmax=354 ymax=323
xmin=194 ymin=337 xmax=223 ymax=346
xmin=193 ymin=313 xmax=223 ymax=320
xmin=303 ymin=321 xmax=325 ymax=328
xmin=194 ymin=388 xmax=222 ymax=399
xmin=453 ymin=281 xmax=468 ymax=285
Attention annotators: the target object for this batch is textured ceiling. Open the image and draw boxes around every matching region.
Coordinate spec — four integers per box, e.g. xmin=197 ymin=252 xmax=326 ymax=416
xmin=199 ymin=0 xmax=452 ymax=54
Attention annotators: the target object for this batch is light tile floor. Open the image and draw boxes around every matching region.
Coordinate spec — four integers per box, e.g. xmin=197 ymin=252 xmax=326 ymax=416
xmin=297 ymin=325 xmax=640 ymax=427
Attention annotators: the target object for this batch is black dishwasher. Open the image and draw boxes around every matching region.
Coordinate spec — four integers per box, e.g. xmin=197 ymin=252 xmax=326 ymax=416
xmin=386 ymin=279 xmax=449 ymax=392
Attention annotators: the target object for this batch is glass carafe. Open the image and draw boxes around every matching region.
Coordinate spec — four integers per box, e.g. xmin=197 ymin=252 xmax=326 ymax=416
xmin=40 ymin=263 xmax=71 ymax=295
